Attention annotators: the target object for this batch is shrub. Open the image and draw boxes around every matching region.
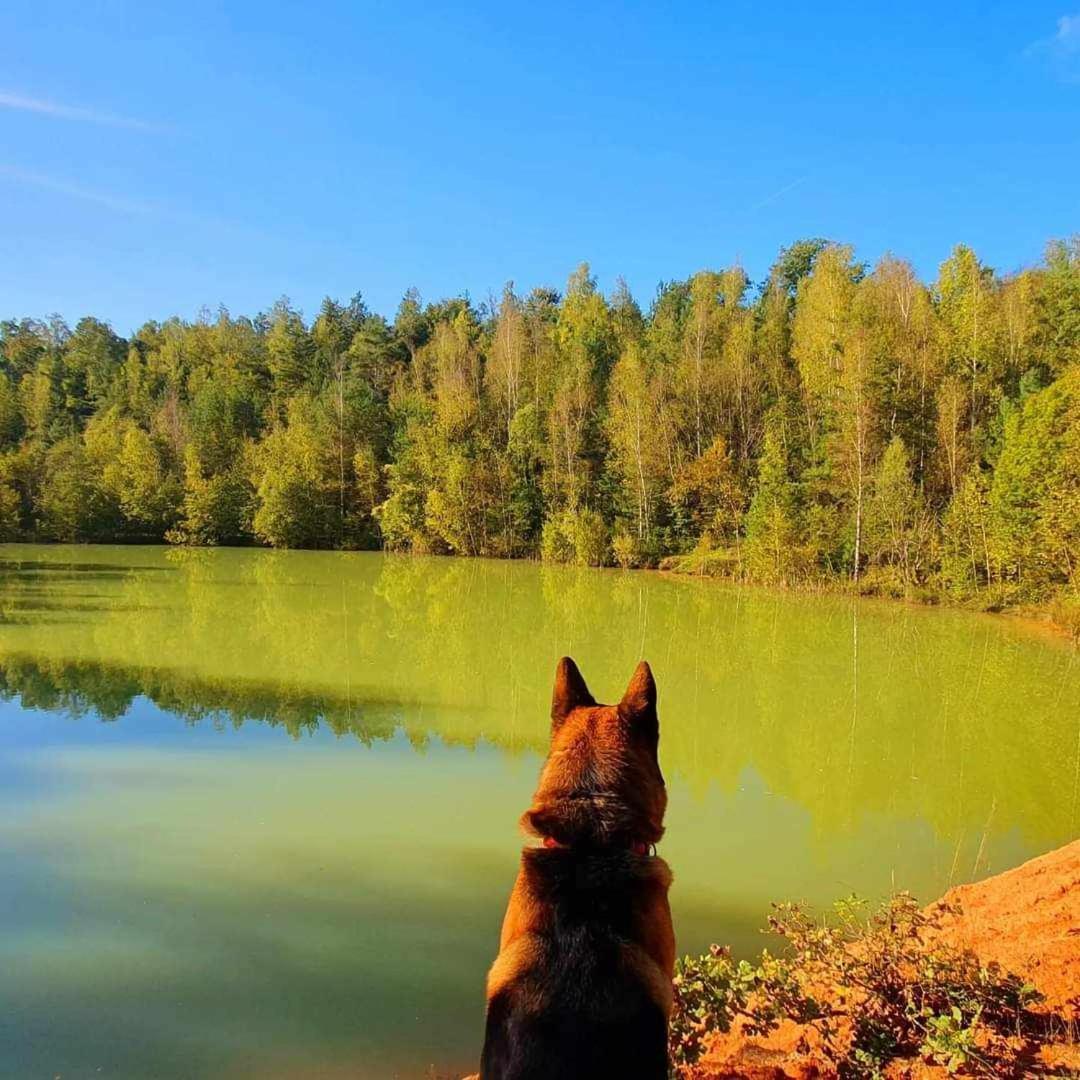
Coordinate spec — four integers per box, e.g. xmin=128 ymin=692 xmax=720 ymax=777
xmin=612 ymin=526 xmax=642 ymax=569
xmin=669 ymin=893 xmax=1055 ymax=1079
xmin=855 ymin=563 xmax=907 ymax=599
xmin=0 ymin=476 xmax=21 ymax=540
xmin=540 ymin=513 xmax=575 ymax=564
xmin=541 ymin=509 xmax=610 ymax=567
xmin=570 ymin=508 xmax=609 ymax=567
xmin=612 ymin=525 xmax=663 ymax=569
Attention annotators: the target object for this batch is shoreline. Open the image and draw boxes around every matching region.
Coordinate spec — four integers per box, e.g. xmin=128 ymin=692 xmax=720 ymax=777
xmin=648 ymin=561 xmax=1079 ymax=645
xmin=0 ymin=536 xmax=1075 ymax=645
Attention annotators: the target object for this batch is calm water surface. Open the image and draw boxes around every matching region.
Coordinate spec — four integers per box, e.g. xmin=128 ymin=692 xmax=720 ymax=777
xmin=0 ymin=545 xmax=1077 ymax=1078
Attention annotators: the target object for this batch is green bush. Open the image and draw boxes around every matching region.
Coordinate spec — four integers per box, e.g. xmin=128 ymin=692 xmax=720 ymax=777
xmin=612 ymin=527 xmax=642 ymax=569
xmin=855 ymin=564 xmax=907 ymax=599
xmin=540 ymin=513 xmax=575 ymax=564
xmin=540 ymin=509 xmax=610 ymax=567
xmin=570 ymin=508 xmax=609 ymax=567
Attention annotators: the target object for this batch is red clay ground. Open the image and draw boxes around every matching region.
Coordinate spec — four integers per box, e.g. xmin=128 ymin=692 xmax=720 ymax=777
xmin=692 ymin=840 xmax=1080 ymax=1079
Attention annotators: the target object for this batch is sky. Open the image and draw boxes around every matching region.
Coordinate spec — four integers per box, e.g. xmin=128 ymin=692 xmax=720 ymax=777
xmin=1 ymin=1 xmax=1078 ymax=333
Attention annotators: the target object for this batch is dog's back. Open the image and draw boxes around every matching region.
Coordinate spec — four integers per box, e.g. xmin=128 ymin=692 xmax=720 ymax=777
xmin=477 ymin=658 xmax=674 ymax=1080
xmin=483 ymin=963 xmax=667 ymax=1079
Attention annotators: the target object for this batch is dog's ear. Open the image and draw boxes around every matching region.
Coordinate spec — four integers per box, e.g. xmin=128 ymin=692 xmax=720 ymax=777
xmin=551 ymin=656 xmax=595 ymax=728
xmin=618 ymin=660 xmax=658 ymax=744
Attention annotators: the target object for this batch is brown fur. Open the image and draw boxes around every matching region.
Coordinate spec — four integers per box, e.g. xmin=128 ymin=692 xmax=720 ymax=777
xmin=474 ymin=657 xmax=675 ymax=1080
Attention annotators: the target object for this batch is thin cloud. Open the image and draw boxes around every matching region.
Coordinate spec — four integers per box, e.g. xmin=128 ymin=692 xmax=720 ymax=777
xmin=1024 ymin=12 xmax=1080 ymax=82
xmin=0 ymin=165 xmax=152 ymax=215
xmin=749 ymin=175 xmax=810 ymax=213
xmin=0 ymin=91 xmax=163 ymax=132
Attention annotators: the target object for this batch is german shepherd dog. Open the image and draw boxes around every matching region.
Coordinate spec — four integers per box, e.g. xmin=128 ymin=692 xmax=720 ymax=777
xmin=473 ymin=657 xmax=674 ymax=1079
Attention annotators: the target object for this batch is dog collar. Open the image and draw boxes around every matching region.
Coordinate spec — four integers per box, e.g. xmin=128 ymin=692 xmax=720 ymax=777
xmin=542 ymin=836 xmax=654 ymax=857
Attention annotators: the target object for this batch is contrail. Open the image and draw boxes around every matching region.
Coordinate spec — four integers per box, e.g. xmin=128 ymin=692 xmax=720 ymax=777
xmin=0 ymin=91 xmax=163 ymax=132
xmin=749 ymin=174 xmax=810 ymax=213
xmin=0 ymin=165 xmax=152 ymax=215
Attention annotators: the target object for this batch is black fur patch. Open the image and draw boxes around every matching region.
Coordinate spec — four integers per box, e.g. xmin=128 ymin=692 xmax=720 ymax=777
xmin=480 ymin=849 xmax=670 ymax=1080
xmin=480 ymin=973 xmax=668 ymax=1079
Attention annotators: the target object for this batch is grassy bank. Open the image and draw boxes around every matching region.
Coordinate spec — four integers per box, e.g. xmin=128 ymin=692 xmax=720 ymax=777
xmin=657 ymin=544 xmax=1080 ymax=642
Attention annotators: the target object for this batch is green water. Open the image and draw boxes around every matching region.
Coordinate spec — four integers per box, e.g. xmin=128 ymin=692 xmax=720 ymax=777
xmin=0 ymin=545 xmax=1076 ymax=1079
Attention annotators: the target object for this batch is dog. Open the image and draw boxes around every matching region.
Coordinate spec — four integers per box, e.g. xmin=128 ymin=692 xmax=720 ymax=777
xmin=472 ymin=656 xmax=674 ymax=1079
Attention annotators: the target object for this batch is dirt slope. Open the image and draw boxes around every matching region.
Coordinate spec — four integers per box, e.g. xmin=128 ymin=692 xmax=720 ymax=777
xmin=695 ymin=840 xmax=1080 ymax=1079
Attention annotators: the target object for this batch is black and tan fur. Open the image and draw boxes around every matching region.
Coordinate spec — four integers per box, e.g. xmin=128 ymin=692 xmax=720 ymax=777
xmin=473 ymin=657 xmax=674 ymax=1080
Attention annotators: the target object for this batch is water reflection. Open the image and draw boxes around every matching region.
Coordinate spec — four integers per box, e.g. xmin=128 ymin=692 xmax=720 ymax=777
xmin=0 ymin=545 xmax=1076 ymax=849
xmin=2 ymin=734 xmax=528 ymax=1078
xmin=0 ymin=545 xmax=1076 ymax=1078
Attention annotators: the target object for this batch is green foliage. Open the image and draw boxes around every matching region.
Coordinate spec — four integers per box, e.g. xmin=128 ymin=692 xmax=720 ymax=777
xmin=167 ymin=445 xmax=252 ymax=546
xmin=424 ymin=451 xmax=487 ymax=555
xmin=0 ymin=373 xmax=25 ymax=450
xmin=921 ymin=1006 xmax=982 ymax=1074
xmin=939 ymin=469 xmax=991 ymax=596
xmin=0 ymin=458 xmax=21 ymax=540
xmin=92 ymin=416 xmax=181 ymax=536
xmin=659 ymin=539 xmax=742 ymax=579
xmin=37 ymin=437 xmax=119 ymax=541
xmin=988 ymin=368 xmax=1080 ymax=595
xmin=744 ymin=424 xmax=802 ymax=584
xmin=863 ymin=436 xmax=933 ymax=588
xmin=540 ymin=508 xmax=610 ymax=567
xmin=0 ymin=235 xmax=1075 ymax=630
xmin=671 ymin=944 xmax=824 ymax=1069
xmin=670 ymin=893 xmax=1055 ymax=1079
xmin=252 ymin=399 xmax=337 ymax=549
xmin=667 ymin=436 xmax=745 ymax=548
xmin=768 ymin=238 xmax=830 ymax=297
xmin=611 ymin=525 xmax=644 ymax=569
xmin=540 ymin=513 xmax=575 ymax=564
xmin=1036 ymin=236 xmax=1080 ymax=374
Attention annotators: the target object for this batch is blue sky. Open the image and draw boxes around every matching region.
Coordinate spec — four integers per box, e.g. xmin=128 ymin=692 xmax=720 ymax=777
xmin=2 ymin=1 xmax=1078 ymax=333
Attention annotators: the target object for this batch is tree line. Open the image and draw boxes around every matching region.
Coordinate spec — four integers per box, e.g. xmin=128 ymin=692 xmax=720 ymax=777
xmin=1 ymin=237 xmax=1077 ymax=610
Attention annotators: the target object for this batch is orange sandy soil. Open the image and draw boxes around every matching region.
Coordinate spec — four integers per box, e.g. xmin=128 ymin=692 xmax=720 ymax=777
xmin=691 ymin=840 xmax=1080 ymax=1079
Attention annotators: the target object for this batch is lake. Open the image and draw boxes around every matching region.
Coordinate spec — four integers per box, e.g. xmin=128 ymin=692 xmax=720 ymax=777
xmin=0 ymin=545 xmax=1076 ymax=1079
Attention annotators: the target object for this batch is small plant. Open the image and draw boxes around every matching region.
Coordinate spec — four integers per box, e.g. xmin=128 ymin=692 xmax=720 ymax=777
xmin=669 ymin=893 xmax=1057 ymax=1079
xmin=669 ymin=944 xmax=824 ymax=1070
xmin=921 ymin=1005 xmax=981 ymax=1073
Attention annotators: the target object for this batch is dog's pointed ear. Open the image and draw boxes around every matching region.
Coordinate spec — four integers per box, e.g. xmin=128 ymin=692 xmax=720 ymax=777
xmin=619 ymin=660 xmax=658 ymax=740
xmin=551 ymin=656 xmax=594 ymax=727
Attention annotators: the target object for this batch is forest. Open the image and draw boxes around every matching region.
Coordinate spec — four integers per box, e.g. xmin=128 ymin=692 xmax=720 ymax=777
xmin=1 ymin=237 xmax=1077 ymax=616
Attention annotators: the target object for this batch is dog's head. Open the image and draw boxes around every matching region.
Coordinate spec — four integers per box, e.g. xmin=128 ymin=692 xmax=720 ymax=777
xmin=522 ymin=657 xmax=667 ymax=850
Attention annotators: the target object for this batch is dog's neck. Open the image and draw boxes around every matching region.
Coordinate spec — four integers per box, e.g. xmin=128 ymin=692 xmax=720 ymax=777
xmin=540 ymin=835 xmax=655 ymax=857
